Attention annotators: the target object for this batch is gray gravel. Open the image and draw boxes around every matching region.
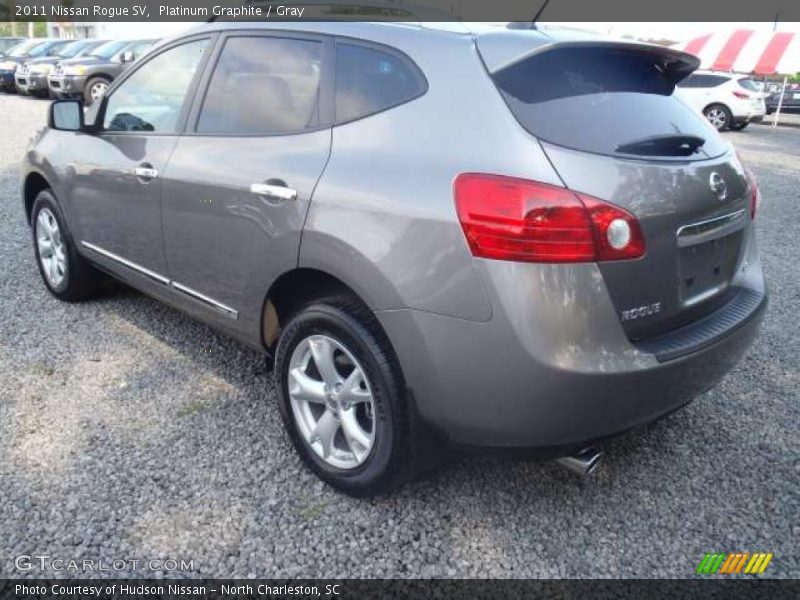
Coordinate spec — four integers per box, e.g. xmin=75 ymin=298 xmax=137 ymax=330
xmin=0 ymin=93 xmax=798 ymax=579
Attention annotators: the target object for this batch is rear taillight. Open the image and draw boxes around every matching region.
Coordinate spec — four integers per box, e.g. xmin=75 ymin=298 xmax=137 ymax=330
xmin=737 ymin=152 xmax=759 ymax=220
xmin=454 ymin=174 xmax=645 ymax=263
xmin=732 ymin=90 xmax=750 ymax=99
xmin=743 ymin=166 xmax=759 ymax=220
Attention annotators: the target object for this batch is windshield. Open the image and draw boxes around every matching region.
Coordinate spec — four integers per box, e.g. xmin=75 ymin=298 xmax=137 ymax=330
xmin=0 ymin=39 xmax=21 ymax=52
xmin=56 ymin=40 xmax=91 ymax=58
xmin=89 ymin=41 xmax=126 ymax=60
xmin=28 ymin=41 xmax=62 ymax=58
xmin=9 ymin=40 xmax=44 ymax=57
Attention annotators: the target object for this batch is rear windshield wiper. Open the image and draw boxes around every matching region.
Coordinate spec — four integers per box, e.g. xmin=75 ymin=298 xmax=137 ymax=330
xmin=616 ymin=134 xmax=706 ymax=157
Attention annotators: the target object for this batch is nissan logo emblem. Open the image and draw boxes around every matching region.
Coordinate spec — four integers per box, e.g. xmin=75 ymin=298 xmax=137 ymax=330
xmin=709 ymin=172 xmax=728 ymax=201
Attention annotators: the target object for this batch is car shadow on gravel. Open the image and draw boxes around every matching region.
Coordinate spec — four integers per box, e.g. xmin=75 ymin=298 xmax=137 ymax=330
xmin=88 ymin=276 xmax=686 ymax=494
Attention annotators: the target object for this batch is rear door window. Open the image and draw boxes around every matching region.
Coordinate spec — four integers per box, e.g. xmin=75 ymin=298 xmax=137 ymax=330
xmin=197 ymin=36 xmax=324 ymax=135
xmin=334 ymin=42 xmax=426 ymax=124
xmin=492 ymin=46 xmax=728 ymax=160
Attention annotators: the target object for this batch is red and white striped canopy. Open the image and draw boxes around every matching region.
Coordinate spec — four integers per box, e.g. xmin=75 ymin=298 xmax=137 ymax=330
xmin=678 ymin=29 xmax=800 ymax=75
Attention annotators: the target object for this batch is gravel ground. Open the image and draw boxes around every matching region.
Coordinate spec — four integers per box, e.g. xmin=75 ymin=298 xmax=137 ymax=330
xmin=0 ymin=93 xmax=798 ymax=579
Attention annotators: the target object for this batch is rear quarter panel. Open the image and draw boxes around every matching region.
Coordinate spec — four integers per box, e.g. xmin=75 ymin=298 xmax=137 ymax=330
xmin=301 ymin=29 xmax=563 ymax=321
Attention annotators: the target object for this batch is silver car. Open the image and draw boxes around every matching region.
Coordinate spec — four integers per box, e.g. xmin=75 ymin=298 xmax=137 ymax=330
xmin=22 ymin=22 xmax=766 ymax=495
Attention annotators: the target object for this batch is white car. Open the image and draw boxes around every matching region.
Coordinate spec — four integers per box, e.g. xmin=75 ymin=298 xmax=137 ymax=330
xmin=677 ymin=71 xmax=767 ymax=131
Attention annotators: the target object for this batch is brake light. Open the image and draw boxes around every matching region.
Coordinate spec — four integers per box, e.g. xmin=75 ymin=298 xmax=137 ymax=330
xmin=454 ymin=174 xmax=645 ymax=263
xmin=743 ymin=165 xmax=759 ymax=220
xmin=732 ymin=90 xmax=750 ymax=99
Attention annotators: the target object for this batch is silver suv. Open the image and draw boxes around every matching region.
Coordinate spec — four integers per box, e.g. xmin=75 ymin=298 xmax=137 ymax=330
xmin=22 ymin=23 xmax=766 ymax=495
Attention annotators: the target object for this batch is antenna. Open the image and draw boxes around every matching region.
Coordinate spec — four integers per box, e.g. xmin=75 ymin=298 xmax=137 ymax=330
xmin=531 ymin=0 xmax=552 ymax=25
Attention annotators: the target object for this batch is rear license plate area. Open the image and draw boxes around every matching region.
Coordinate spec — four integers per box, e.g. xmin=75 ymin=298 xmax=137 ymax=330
xmin=679 ymin=231 xmax=742 ymax=306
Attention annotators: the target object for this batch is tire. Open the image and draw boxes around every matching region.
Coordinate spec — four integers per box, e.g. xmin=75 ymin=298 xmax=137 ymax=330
xmin=728 ymin=121 xmax=749 ymax=131
xmin=83 ymin=76 xmax=110 ymax=105
xmin=31 ymin=190 xmax=103 ymax=301
xmin=274 ymin=295 xmax=412 ymax=496
xmin=704 ymin=104 xmax=732 ymax=131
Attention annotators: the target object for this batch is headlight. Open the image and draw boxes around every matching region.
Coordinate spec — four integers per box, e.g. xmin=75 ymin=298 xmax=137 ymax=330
xmin=63 ymin=65 xmax=87 ymax=76
xmin=31 ymin=64 xmax=53 ymax=74
xmin=0 ymin=61 xmax=15 ymax=70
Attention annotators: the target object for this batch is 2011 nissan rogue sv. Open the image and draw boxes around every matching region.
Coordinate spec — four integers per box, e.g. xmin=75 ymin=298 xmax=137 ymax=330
xmin=21 ymin=22 xmax=767 ymax=495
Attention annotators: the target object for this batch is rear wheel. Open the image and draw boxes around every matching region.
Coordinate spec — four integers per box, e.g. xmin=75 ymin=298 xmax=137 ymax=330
xmin=84 ymin=76 xmax=110 ymax=105
xmin=704 ymin=104 xmax=732 ymax=131
xmin=274 ymin=296 xmax=412 ymax=496
xmin=31 ymin=190 xmax=103 ymax=301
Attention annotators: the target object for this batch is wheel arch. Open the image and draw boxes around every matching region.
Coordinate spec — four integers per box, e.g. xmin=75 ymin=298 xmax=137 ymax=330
xmin=703 ymin=101 xmax=732 ymax=114
xmin=23 ymin=170 xmax=52 ymax=225
xmin=261 ymin=267 xmax=380 ymax=352
xmin=87 ymin=72 xmax=113 ymax=83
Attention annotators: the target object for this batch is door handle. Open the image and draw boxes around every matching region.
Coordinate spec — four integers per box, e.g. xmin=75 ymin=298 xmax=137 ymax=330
xmin=134 ymin=165 xmax=159 ymax=181
xmin=250 ymin=180 xmax=297 ymax=202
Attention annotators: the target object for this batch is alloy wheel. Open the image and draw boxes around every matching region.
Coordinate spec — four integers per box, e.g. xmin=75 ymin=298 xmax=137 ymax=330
xmin=90 ymin=81 xmax=108 ymax=103
xmin=287 ymin=334 xmax=376 ymax=470
xmin=706 ymin=108 xmax=727 ymax=130
xmin=35 ymin=207 xmax=67 ymax=288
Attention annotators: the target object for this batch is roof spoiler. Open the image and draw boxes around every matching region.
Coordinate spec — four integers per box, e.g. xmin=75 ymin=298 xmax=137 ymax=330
xmin=480 ymin=37 xmax=701 ymax=84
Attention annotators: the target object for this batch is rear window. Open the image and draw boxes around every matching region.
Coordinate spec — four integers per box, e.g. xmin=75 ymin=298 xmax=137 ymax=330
xmin=737 ymin=78 xmax=761 ymax=92
xmin=678 ymin=74 xmax=729 ymax=88
xmin=493 ymin=46 xmax=728 ymax=160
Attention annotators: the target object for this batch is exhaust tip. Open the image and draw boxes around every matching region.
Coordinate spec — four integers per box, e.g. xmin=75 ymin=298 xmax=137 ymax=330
xmin=555 ymin=447 xmax=602 ymax=477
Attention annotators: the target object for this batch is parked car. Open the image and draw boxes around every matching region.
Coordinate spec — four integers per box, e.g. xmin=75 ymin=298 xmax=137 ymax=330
xmin=15 ymin=39 xmax=108 ymax=97
xmin=0 ymin=39 xmax=51 ymax=92
xmin=48 ymin=39 xmax=156 ymax=104
xmin=766 ymin=86 xmax=800 ymax=114
xmin=0 ymin=37 xmax=24 ymax=57
xmin=22 ymin=23 xmax=766 ymax=495
xmin=676 ymin=71 xmax=767 ymax=131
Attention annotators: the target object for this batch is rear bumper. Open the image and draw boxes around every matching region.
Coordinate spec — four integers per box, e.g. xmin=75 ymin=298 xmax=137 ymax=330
xmin=378 ymin=233 xmax=766 ymax=449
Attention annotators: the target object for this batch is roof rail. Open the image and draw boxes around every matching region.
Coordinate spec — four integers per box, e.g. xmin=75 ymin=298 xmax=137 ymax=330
xmin=206 ymin=0 xmax=455 ymax=23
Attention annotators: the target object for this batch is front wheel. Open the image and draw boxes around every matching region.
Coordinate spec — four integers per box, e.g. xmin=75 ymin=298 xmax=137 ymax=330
xmin=84 ymin=76 xmax=110 ymax=105
xmin=274 ymin=296 xmax=412 ymax=496
xmin=31 ymin=190 xmax=103 ymax=301
xmin=704 ymin=104 xmax=732 ymax=131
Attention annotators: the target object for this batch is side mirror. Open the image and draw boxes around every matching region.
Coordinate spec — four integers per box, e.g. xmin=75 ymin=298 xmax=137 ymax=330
xmin=49 ymin=99 xmax=85 ymax=132
xmin=120 ymin=51 xmax=135 ymax=63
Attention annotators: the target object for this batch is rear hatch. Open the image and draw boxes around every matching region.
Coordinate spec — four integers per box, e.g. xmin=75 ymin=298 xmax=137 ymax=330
xmin=479 ymin=37 xmax=752 ymax=340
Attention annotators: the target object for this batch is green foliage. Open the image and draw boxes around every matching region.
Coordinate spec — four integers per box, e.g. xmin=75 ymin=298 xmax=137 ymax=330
xmin=0 ymin=21 xmax=48 ymax=37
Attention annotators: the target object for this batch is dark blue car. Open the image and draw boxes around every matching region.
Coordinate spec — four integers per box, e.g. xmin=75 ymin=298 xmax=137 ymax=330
xmin=0 ymin=39 xmax=68 ymax=92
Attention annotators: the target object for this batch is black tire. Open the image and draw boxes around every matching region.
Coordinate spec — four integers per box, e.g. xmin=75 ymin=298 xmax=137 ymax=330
xmin=704 ymin=103 xmax=732 ymax=131
xmin=729 ymin=121 xmax=749 ymax=131
xmin=274 ymin=295 xmax=412 ymax=496
xmin=31 ymin=190 xmax=103 ymax=301
xmin=83 ymin=76 xmax=110 ymax=105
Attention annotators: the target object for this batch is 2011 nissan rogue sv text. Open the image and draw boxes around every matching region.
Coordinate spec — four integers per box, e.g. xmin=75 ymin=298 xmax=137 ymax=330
xmin=21 ymin=23 xmax=767 ymax=495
